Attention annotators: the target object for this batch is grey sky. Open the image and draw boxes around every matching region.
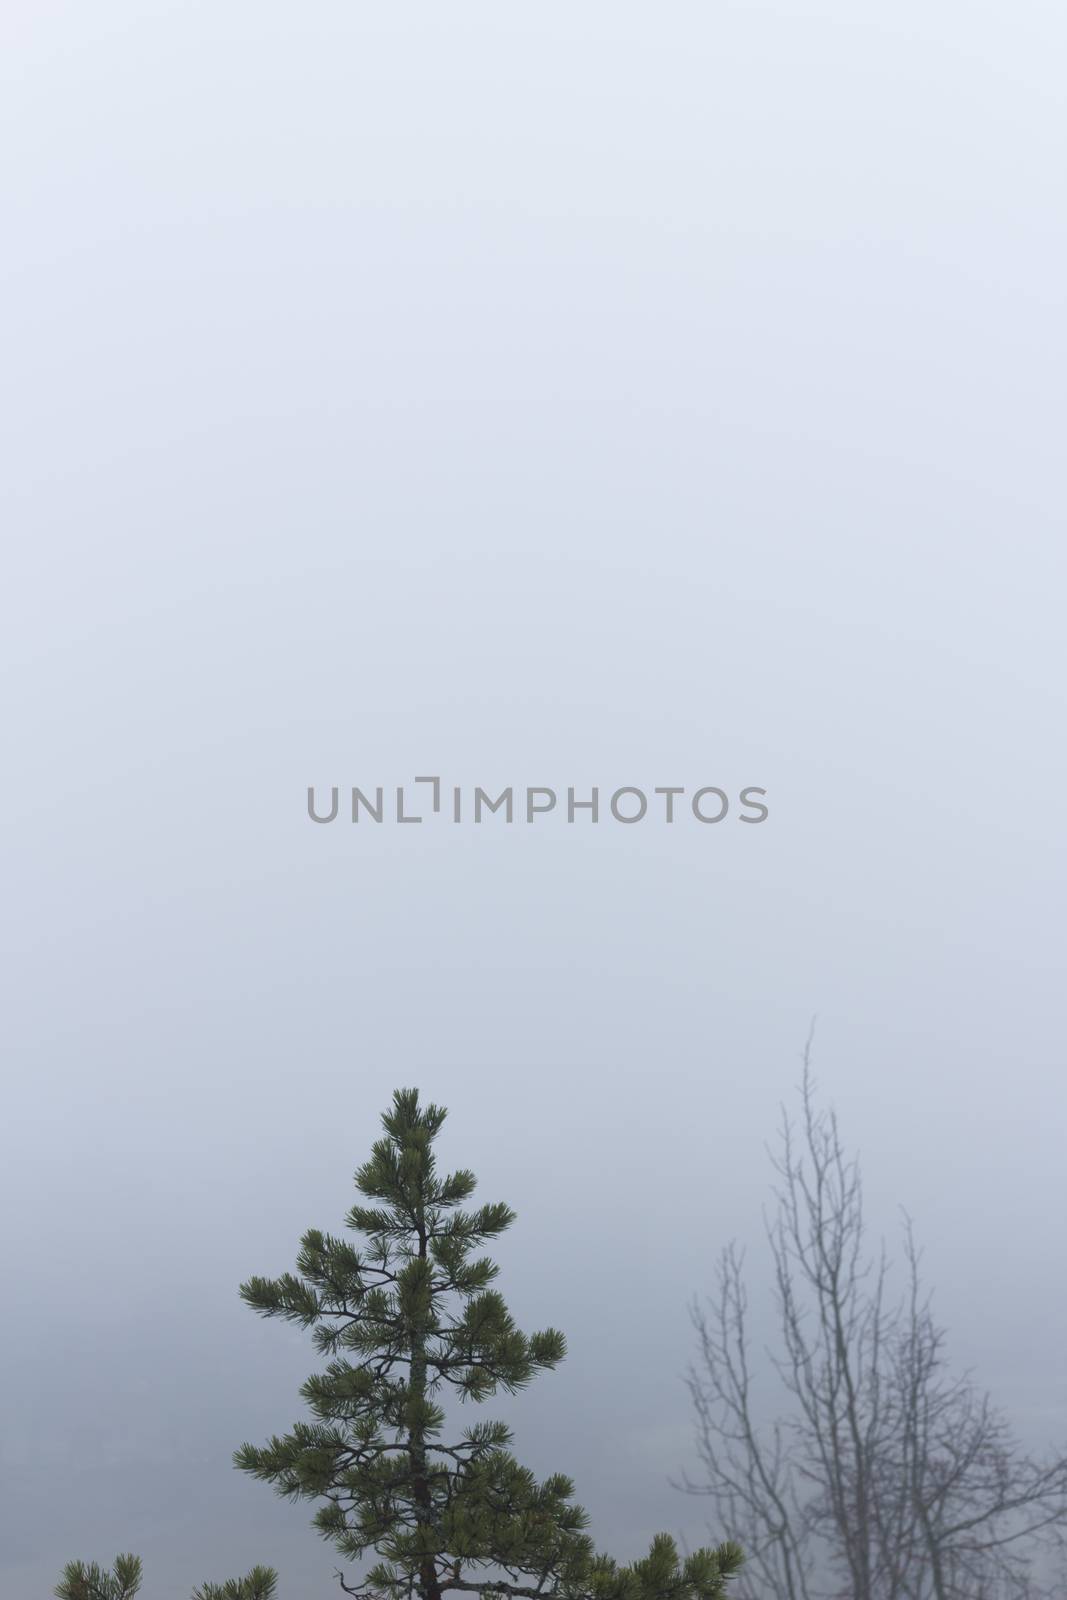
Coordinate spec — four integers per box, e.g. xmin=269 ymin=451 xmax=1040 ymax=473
xmin=2 ymin=3 xmax=1065 ymax=1595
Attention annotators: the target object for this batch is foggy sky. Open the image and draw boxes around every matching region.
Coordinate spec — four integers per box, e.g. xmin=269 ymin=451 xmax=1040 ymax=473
xmin=2 ymin=3 xmax=1066 ymax=1595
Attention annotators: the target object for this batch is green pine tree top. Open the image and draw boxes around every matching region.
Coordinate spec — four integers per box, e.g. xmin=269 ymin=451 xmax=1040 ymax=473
xmin=234 ymin=1088 xmax=743 ymax=1600
xmin=54 ymin=1556 xmax=278 ymax=1600
xmin=54 ymin=1555 xmax=144 ymax=1600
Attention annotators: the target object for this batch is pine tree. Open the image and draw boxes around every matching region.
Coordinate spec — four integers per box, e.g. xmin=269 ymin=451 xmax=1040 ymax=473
xmin=234 ymin=1088 xmax=743 ymax=1600
xmin=54 ymin=1555 xmax=278 ymax=1600
xmin=54 ymin=1555 xmax=144 ymax=1600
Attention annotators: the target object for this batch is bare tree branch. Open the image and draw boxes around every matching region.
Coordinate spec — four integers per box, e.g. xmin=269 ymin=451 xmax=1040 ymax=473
xmin=678 ymin=1042 xmax=1067 ymax=1600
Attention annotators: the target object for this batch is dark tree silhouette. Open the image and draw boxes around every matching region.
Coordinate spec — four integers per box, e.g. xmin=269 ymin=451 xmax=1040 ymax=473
xmin=676 ymin=1046 xmax=1067 ymax=1599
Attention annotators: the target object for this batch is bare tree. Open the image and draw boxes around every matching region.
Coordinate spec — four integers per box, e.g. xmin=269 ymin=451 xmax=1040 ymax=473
xmin=674 ymin=1043 xmax=1067 ymax=1600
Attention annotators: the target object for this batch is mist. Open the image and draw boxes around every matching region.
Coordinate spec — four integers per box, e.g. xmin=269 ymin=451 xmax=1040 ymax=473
xmin=2 ymin=3 xmax=1065 ymax=1595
